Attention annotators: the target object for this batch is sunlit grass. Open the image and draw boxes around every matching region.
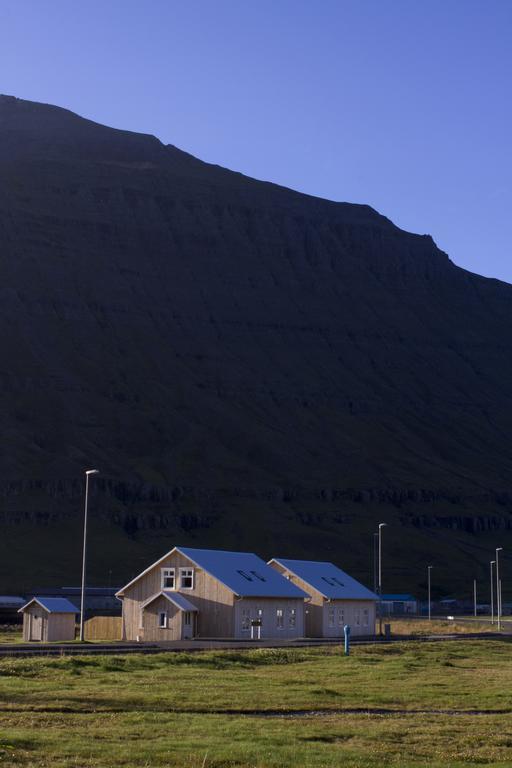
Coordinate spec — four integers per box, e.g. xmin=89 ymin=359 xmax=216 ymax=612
xmin=1 ymin=641 xmax=512 ymax=766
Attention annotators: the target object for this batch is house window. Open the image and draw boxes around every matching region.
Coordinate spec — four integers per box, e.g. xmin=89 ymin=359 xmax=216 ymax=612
xmin=256 ymin=608 xmax=263 ymax=620
xmin=161 ymin=568 xmax=175 ymax=589
xmin=158 ymin=611 xmax=167 ymax=629
xmin=139 ymin=607 xmax=144 ymax=629
xmin=288 ymin=608 xmax=296 ymax=629
xmin=337 ymin=607 xmax=345 ymax=627
xmin=363 ymin=608 xmax=369 ymax=627
xmin=355 ymin=609 xmax=361 ymax=626
xmin=242 ymin=608 xmax=251 ymax=631
xmin=184 ymin=612 xmax=192 ymax=626
xmin=179 ymin=568 xmax=194 ymax=589
xmin=276 ymin=609 xmax=284 ymax=629
xmin=328 ymin=607 xmax=335 ymax=628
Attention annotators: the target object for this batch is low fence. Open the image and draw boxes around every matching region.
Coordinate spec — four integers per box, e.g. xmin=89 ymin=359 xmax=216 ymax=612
xmin=84 ymin=616 xmax=122 ymax=641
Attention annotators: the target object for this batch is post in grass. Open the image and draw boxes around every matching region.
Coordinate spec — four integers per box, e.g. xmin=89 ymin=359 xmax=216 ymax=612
xmin=344 ymin=624 xmax=351 ymax=656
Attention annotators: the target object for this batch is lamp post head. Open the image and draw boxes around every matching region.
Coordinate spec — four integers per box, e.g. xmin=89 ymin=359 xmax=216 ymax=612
xmin=496 ymin=547 xmax=503 ymax=553
xmin=85 ymin=469 xmax=99 ymax=476
xmin=378 ymin=522 xmax=387 ymax=529
xmin=428 ymin=565 xmax=432 ymax=571
xmin=491 ymin=560 xmax=496 ymax=565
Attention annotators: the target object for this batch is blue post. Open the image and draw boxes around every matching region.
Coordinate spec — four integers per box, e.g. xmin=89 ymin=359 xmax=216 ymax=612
xmin=344 ymin=624 xmax=351 ymax=655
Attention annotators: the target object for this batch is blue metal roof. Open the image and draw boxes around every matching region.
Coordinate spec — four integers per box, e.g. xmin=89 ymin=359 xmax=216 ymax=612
xmin=19 ymin=597 xmax=78 ymax=614
xmin=162 ymin=591 xmax=198 ymax=611
xmin=177 ymin=547 xmax=308 ymax=598
xmin=381 ymin=593 xmax=416 ymax=602
xmin=270 ymin=558 xmax=377 ymax=600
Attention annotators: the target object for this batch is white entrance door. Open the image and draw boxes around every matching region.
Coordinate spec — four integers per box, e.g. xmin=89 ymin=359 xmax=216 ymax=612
xmin=30 ymin=613 xmax=43 ymax=641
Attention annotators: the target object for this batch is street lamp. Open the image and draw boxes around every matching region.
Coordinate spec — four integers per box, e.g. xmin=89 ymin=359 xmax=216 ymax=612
xmin=378 ymin=523 xmax=387 ymax=635
xmin=428 ymin=566 xmax=432 ymax=621
xmin=496 ymin=547 xmax=503 ymax=632
xmin=79 ymin=469 xmax=99 ymax=641
xmin=490 ymin=560 xmax=495 ymax=625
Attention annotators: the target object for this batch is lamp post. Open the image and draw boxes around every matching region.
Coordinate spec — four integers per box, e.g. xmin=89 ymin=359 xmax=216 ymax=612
xmin=496 ymin=547 xmax=503 ymax=632
xmin=373 ymin=532 xmax=378 ymax=594
xmin=428 ymin=566 xmax=432 ymax=621
xmin=490 ymin=560 xmax=495 ymax=625
xmin=79 ymin=469 xmax=99 ymax=642
xmin=378 ymin=523 xmax=387 ymax=635
xmin=473 ymin=579 xmax=477 ymax=617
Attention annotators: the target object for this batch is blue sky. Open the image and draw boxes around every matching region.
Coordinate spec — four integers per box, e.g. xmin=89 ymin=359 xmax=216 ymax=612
xmin=1 ymin=0 xmax=511 ymax=282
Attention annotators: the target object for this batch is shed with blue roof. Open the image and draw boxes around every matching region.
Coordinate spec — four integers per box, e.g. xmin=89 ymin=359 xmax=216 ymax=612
xmin=268 ymin=558 xmax=377 ymax=638
xmin=19 ymin=597 xmax=78 ymax=642
xmin=116 ymin=546 xmax=308 ymax=641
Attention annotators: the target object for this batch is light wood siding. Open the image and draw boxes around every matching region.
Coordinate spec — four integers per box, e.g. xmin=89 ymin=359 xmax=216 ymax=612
xmin=84 ymin=616 xmax=122 ymax=641
xmin=122 ymin=551 xmax=235 ymax=640
xmin=269 ymin=561 xmax=375 ymax=638
xmin=322 ymin=600 xmax=375 ymax=637
xmin=22 ymin=605 xmax=75 ymax=642
xmin=234 ymin=597 xmax=304 ymax=639
xmin=142 ymin=595 xmax=182 ymax=641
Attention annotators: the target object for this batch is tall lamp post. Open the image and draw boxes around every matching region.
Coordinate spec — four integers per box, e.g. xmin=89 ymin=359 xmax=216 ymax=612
xmin=490 ymin=560 xmax=495 ymax=625
xmin=428 ymin=566 xmax=432 ymax=621
xmin=373 ymin=532 xmax=378 ymax=594
xmin=496 ymin=547 xmax=503 ymax=632
xmin=79 ymin=469 xmax=99 ymax=641
xmin=378 ymin=522 xmax=387 ymax=635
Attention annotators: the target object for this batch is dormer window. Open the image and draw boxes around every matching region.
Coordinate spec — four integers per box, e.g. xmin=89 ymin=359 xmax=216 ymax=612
xmin=179 ymin=568 xmax=194 ymax=589
xmin=161 ymin=568 xmax=175 ymax=590
xmin=250 ymin=571 xmax=267 ymax=582
xmin=237 ymin=570 xmax=253 ymax=581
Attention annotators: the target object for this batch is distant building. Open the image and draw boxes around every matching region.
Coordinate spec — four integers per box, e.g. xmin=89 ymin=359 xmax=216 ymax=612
xmin=29 ymin=587 xmax=121 ymax=616
xmin=0 ymin=596 xmax=25 ymax=623
xmin=268 ymin=558 xmax=377 ymax=637
xmin=380 ymin=593 xmax=417 ymax=615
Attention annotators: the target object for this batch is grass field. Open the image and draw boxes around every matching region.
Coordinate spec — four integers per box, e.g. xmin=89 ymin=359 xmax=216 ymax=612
xmin=1 ymin=640 xmax=512 ymax=767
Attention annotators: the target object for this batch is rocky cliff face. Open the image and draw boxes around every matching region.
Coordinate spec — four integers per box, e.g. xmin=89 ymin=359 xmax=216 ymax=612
xmin=1 ymin=95 xmax=511 ymax=593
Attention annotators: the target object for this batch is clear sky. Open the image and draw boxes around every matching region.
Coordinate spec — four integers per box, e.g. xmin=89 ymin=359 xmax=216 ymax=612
xmin=1 ymin=0 xmax=511 ymax=282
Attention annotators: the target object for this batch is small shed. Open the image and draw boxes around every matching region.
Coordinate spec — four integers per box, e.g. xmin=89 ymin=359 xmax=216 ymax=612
xmin=18 ymin=597 xmax=78 ymax=642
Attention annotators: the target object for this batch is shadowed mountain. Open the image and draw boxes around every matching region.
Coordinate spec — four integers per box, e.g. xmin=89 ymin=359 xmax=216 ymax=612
xmin=1 ymin=95 xmax=511 ymax=595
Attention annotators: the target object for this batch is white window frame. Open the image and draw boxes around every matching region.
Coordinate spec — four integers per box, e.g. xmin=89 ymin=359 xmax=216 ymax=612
xmin=241 ymin=607 xmax=251 ymax=631
xmin=158 ymin=611 xmax=167 ymax=629
xmin=276 ymin=608 xmax=284 ymax=629
xmin=328 ymin=606 xmax=335 ymax=628
xmin=337 ymin=607 xmax=345 ymax=627
xmin=161 ymin=567 xmax=175 ymax=590
xmin=355 ymin=608 xmax=361 ymax=626
xmin=179 ymin=567 xmax=194 ymax=589
xmin=363 ymin=608 xmax=369 ymax=627
xmin=288 ymin=608 xmax=296 ymax=629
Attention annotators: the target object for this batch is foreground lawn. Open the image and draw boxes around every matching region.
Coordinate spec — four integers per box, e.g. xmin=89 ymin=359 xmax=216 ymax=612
xmin=1 ymin=640 xmax=512 ymax=766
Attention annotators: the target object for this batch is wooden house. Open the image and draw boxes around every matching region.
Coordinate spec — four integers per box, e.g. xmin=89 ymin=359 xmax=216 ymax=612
xmin=116 ymin=547 xmax=308 ymax=641
xmin=268 ymin=558 xmax=377 ymax=637
xmin=18 ymin=597 xmax=77 ymax=642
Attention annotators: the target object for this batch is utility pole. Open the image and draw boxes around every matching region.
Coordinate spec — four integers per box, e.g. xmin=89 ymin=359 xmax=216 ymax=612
xmin=79 ymin=469 xmax=99 ymax=642
xmin=496 ymin=547 xmax=503 ymax=632
xmin=378 ymin=523 xmax=387 ymax=635
xmin=428 ymin=566 xmax=432 ymax=621
xmin=490 ymin=561 xmax=495 ymax=624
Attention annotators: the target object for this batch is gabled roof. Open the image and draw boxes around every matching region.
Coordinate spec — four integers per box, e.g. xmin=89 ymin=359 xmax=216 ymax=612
xmin=141 ymin=591 xmax=198 ymax=612
xmin=0 ymin=596 xmax=24 ymax=606
xmin=18 ymin=597 xmax=78 ymax=614
xmin=269 ymin=558 xmax=377 ymax=601
xmin=117 ymin=546 xmax=308 ymax=599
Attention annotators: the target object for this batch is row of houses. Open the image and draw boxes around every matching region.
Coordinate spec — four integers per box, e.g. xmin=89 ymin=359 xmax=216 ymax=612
xmin=20 ymin=545 xmax=378 ymax=641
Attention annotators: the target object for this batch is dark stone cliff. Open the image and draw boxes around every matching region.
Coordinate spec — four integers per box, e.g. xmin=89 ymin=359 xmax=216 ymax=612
xmin=1 ymin=95 xmax=511 ymax=593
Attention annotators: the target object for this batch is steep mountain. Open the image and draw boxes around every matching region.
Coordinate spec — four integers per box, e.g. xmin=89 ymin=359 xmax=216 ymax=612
xmin=1 ymin=95 xmax=511 ymax=596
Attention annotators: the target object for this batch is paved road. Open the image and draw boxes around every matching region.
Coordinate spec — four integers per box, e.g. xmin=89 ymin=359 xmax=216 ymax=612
xmin=0 ymin=631 xmax=509 ymax=658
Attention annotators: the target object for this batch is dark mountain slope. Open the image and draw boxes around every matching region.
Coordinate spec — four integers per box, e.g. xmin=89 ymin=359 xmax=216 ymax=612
xmin=1 ymin=95 xmax=511 ymax=594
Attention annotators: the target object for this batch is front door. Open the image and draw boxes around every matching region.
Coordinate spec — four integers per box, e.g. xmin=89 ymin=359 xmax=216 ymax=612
xmin=30 ymin=612 xmax=43 ymax=641
xmin=182 ymin=611 xmax=195 ymax=639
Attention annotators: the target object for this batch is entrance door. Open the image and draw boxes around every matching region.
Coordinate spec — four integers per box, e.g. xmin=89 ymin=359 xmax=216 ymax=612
xmin=30 ymin=612 xmax=43 ymax=641
xmin=182 ymin=611 xmax=195 ymax=639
